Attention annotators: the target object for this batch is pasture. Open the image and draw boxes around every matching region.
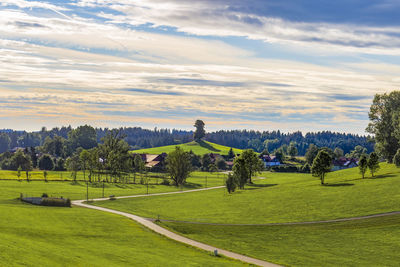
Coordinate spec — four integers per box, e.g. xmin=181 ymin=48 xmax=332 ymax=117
xmin=94 ymin=163 xmax=400 ymax=224
xmin=131 ymin=140 xmax=242 ymax=155
xmin=0 ymin=180 xmax=244 ymax=266
xmin=91 ymin=162 xmax=400 ymax=266
xmin=161 ymin=214 xmax=400 ymax=266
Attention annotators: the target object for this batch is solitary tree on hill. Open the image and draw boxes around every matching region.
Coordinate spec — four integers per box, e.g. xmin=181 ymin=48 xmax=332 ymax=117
xmin=311 ymin=150 xmax=332 ymax=185
xmin=193 ymin=120 xmax=205 ymax=141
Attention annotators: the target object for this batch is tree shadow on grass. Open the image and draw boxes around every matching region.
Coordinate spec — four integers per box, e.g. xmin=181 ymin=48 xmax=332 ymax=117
xmin=369 ymin=173 xmax=397 ymax=179
xmin=324 ymin=183 xmax=354 ymax=187
xmin=182 ymin=183 xmax=203 ymax=189
xmin=347 ymin=173 xmax=397 ymax=181
xmin=197 ymin=140 xmax=220 ymax=152
xmin=244 ymin=184 xmax=278 ymax=190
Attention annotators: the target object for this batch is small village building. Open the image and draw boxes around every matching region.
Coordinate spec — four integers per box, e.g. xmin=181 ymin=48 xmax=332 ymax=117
xmin=135 ymin=153 xmax=167 ymax=171
xmin=332 ymin=157 xmax=358 ymax=171
xmin=260 ymin=155 xmax=281 ymax=167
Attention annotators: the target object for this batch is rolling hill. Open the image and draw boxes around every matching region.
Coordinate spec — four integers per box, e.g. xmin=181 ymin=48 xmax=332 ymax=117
xmin=131 ymin=140 xmax=243 ymax=155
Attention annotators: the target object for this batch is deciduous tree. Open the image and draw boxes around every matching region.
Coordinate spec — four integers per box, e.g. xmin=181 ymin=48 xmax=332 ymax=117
xmin=68 ymin=125 xmax=97 ymax=150
xmin=358 ymin=154 xmax=368 ymax=179
xmin=193 ymin=120 xmax=205 ymax=141
xmin=38 ymin=154 xmax=54 ymax=170
xmin=311 ymin=150 xmax=332 ymax=185
xmin=225 ymin=173 xmax=237 ymax=193
xmin=367 ymin=152 xmax=380 ymax=177
xmin=232 ymin=149 xmax=264 ymax=188
xmin=366 ymin=91 xmax=400 ymax=162
xmin=166 ymin=146 xmax=192 ymax=186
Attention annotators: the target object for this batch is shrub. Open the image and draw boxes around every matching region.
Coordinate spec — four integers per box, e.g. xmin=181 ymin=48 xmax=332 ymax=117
xmin=42 ymin=193 xmax=48 ymax=198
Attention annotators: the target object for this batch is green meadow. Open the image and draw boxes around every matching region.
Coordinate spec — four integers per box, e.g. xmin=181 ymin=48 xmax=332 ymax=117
xmin=91 ymin=163 xmax=400 ymax=266
xmin=4 ymin=160 xmax=400 ymax=266
xmin=0 ymin=180 xmax=244 ymax=266
xmin=131 ymin=140 xmax=242 ymax=155
xmin=161 ymin=214 xmax=400 ymax=266
xmin=94 ymin=163 xmax=400 ymax=223
xmin=0 ymin=170 xmax=225 ymax=200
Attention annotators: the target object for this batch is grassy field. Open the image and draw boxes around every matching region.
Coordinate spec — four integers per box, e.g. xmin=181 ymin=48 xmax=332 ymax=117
xmin=0 ymin=169 xmax=168 ymax=182
xmin=131 ymin=140 xmax=242 ymax=155
xmin=94 ymin=163 xmax=400 ymax=223
xmin=161 ymin=214 xmax=400 ymax=266
xmin=91 ymin=163 xmax=400 ymax=266
xmin=0 ymin=171 xmax=226 ymax=201
xmin=0 ymin=169 xmax=227 ymax=188
xmin=0 ymin=180 xmax=245 ymax=266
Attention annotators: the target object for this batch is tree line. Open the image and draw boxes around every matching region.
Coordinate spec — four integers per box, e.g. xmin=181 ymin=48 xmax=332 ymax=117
xmin=0 ymin=126 xmax=373 ymax=156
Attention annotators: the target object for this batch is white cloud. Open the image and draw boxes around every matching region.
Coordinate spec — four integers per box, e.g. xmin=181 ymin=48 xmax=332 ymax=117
xmin=79 ymin=0 xmax=400 ymax=55
xmin=0 ymin=1 xmax=398 ymax=133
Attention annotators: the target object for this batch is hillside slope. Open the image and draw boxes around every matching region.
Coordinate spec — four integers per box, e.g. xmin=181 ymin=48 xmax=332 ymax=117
xmin=131 ymin=140 xmax=242 ymax=155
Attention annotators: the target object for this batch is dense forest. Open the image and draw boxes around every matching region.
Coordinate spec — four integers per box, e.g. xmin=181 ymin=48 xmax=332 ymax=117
xmin=206 ymin=130 xmax=374 ymax=155
xmin=0 ymin=126 xmax=374 ymax=156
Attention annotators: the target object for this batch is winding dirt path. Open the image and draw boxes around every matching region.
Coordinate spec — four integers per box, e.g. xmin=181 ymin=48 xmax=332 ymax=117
xmin=73 ymin=200 xmax=279 ymax=267
xmin=72 ymin=176 xmax=400 ymax=266
xmin=72 ymin=184 xmax=280 ymax=267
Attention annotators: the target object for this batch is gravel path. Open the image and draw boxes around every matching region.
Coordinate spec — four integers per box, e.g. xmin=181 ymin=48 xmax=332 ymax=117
xmin=73 ymin=200 xmax=280 ymax=267
xmin=72 ymin=183 xmax=280 ymax=267
xmin=72 ymin=176 xmax=400 ymax=266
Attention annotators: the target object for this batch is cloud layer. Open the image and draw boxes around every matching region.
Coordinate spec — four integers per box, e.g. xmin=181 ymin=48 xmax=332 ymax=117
xmin=0 ymin=0 xmax=399 ymax=133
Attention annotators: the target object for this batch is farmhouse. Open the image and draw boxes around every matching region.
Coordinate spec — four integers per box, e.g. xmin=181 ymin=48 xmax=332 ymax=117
xmin=135 ymin=153 xmax=167 ymax=170
xmin=260 ymin=154 xmax=281 ymax=167
xmin=332 ymin=157 xmax=358 ymax=171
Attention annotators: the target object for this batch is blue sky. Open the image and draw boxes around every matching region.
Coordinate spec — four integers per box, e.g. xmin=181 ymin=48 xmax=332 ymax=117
xmin=0 ymin=0 xmax=399 ymax=134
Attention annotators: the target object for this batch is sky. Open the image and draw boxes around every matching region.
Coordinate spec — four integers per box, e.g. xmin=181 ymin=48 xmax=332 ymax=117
xmin=0 ymin=0 xmax=399 ymax=134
